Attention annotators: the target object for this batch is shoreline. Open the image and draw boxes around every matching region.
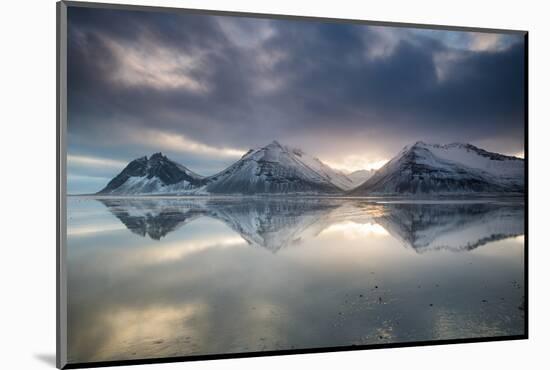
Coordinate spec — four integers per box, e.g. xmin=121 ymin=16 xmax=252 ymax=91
xmin=67 ymin=193 xmax=525 ymax=204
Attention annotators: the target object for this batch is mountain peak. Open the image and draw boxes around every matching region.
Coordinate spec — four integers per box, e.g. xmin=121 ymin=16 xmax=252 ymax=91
xmin=150 ymin=152 xmax=165 ymax=160
xmin=134 ymin=156 xmax=148 ymax=162
xmin=446 ymin=142 xmax=470 ymax=148
xmin=412 ymin=140 xmax=428 ymax=147
xmin=404 ymin=141 xmax=432 ymax=154
xmin=266 ymin=140 xmax=283 ymax=149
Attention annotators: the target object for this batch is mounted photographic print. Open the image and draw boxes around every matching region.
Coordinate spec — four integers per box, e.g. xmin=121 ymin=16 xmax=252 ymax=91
xmin=57 ymin=1 xmax=528 ymax=368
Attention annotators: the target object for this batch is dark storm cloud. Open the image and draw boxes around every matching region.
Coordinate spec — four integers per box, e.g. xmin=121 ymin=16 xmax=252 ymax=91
xmin=66 ymin=6 xmax=525 ymax=193
xmin=260 ymin=23 xmax=523 ymax=138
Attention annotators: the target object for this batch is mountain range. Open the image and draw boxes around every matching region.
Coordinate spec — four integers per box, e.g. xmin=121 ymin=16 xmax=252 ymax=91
xmin=97 ymin=140 xmax=524 ymax=196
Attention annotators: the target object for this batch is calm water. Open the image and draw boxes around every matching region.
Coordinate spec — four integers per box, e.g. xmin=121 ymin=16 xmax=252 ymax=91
xmin=66 ymin=196 xmax=525 ymax=363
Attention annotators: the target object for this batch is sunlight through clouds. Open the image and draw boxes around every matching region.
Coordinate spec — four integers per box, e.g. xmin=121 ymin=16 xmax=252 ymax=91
xmin=68 ymin=154 xmax=127 ymax=169
xmin=324 ymin=155 xmax=388 ymax=173
xmin=104 ymin=36 xmax=209 ymax=93
xmin=469 ymin=33 xmax=507 ymax=52
xmin=128 ymin=130 xmax=246 ymax=159
xmin=513 ymin=151 xmax=524 ymax=159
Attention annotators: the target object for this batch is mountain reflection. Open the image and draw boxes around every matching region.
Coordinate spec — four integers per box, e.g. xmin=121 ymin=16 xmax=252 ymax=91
xmin=370 ymin=202 xmax=524 ymax=253
xmin=98 ymin=198 xmax=524 ymax=252
xmin=99 ymin=199 xmax=208 ymax=240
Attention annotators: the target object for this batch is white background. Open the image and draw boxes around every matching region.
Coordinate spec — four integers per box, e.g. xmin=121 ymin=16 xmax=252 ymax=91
xmin=1 ymin=0 xmax=548 ymax=369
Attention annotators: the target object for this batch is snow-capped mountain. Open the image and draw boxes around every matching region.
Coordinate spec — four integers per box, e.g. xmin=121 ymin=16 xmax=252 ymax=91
xmin=97 ymin=153 xmax=207 ymax=195
xmin=349 ymin=142 xmax=524 ymax=195
xmin=205 ymin=141 xmax=352 ymax=194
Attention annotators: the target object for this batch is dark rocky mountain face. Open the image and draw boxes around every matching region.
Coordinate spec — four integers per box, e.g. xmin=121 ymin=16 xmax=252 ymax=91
xmin=146 ymin=153 xmax=200 ymax=185
xmin=447 ymin=143 xmax=521 ymax=161
xmin=99 ymin=156 xmax=149 ymax=193
xmin=97 ymin=153 xmax=206 ymax=194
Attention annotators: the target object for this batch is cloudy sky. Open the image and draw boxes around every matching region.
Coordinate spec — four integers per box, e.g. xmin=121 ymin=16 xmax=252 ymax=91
xmin=66 ymin=6 xmax=525 ymax=194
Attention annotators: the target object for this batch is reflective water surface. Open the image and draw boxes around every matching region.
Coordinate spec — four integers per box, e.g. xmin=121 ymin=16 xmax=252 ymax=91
xmin=67 ymin=197 xmax=525 ymax=363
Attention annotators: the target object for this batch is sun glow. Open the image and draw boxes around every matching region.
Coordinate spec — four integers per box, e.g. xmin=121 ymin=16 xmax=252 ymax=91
xmin=104 ymin=35 xmax=208 ymax=93
xmin=513 ymin=151 xmax=524 ymax=159
xmin=129 ymin=129 xmax=246 ymax=159
xmin=323 ymin=155 xmax=388 ymax=173
xmin=321 ymin=221 xmax=389 ymax=239
xmin=68 ymin=154 xmax=127 ymax=169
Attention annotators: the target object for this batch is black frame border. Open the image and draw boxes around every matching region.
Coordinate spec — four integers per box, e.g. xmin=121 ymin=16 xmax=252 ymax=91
xmin=56 ymin=1 xmax=529 ymax=369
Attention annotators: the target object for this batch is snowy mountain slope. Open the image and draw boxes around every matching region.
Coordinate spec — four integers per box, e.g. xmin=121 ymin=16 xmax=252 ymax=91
xmin=97 ymin=153 xmax=207 ymax=195
xmin=423 ymin=143 xmax=524 ymax=186
xmin=348 ymin=169 xmax=375 ymax=187
xmin=204 ymin=141 xmax=344 ymax=194
xmin=287 ymin=147 xmax=358 ymax=191
xmin=349 ymin=142 xmax=524 ymax=195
